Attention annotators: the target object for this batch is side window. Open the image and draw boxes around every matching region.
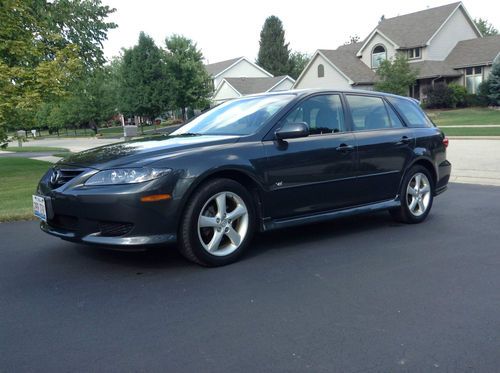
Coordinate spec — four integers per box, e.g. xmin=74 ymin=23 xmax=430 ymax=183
xmin=346 ymin=95 xmax=397 ymax=131
xmin=317 ymin=64 xmax=325 ymax=78
xmin=283 ymin=95 xmax=345 ymax=135
xmin=388 ymin=97 xmax=432 ymax=128
xmin=385 ymin=102 xmax=404 ymax=128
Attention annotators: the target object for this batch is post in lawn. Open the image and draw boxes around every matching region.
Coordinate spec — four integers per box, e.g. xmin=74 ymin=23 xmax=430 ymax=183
xmin=16 ymin=130 xmax=26 ymax=147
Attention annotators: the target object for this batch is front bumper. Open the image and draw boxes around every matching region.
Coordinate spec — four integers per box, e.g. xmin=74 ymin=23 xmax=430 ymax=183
xmin=37 ymin=167 xmax=181 ymax=247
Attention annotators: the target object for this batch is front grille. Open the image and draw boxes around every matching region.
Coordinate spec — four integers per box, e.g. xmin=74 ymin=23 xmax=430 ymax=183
xmin=98 ymin=221 xmax=133 ymax=237
xmin=50 ymin=167 xmax=86 ymax=188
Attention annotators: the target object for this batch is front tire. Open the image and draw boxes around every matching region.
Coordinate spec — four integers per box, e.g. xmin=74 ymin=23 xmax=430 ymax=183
xmin=390 ymin=165 xmax=434 ymax=224
xmin=178 ymin=178 xmax=256 ymax=266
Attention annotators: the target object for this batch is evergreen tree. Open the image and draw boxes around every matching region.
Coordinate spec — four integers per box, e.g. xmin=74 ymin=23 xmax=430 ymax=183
xmin=256 ymin=16 xmax=290 ymax=76
xmin=288 ymin=51 xmax=309 ymax=80
xmin=165 ymin=35 xmax=211 ymax=120
xmin=474 ymin=18 xmax=499 ymax=36
xmin=487 ymin=59 xmax=500 ymax=105
xmin=119 ymin=32 xmax=171 ymax=120
xmin=374 ymin=54 xmax=417 ymax=96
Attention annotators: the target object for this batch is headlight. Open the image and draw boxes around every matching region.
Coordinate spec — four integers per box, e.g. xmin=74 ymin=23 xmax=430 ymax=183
xmin=85 ymin=168 xmax=171 ymax=186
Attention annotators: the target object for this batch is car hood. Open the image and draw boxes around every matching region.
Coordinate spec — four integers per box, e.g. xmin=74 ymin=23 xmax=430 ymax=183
xmin=58 ymin=134 xmax=240 ymax=169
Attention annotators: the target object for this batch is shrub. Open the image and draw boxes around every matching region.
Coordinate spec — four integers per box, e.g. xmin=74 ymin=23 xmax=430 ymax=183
xmin=425 ymin=84 xmax=455 ymax=108
xmin=448 ymin=84 xmax=467 ymax=107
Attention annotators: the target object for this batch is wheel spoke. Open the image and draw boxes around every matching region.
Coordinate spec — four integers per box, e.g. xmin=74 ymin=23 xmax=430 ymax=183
xmin=207 ymin=230 xmax=224 ymax=252
xmin=408 ymin=187 xmax=418 ymax=197
xmin=418 ymin=200 xmax=425 ymax=213
xmin=420 ymin=185 xmax=430 ymax=194
xmin=226 ymin=204 xmax=247 ymax=221
xmin=415 ymin=174 xmax=422 ymax=189
xmin=215 ymin=194 xmax=227 ymax=216
xmin=199 ymin=215 xmax=218 ymax=228
xmin=225 ymin=226 xmax=242 ymax=246
xmin=409 ymin=198 xmax=417 ymax=212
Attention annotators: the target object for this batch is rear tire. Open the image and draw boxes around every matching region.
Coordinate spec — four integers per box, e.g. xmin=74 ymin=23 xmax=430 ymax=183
xmin=390 ymin=165 xmax=434 ymax=224
xmin=178 ymin=178 xmax=256 ymax=266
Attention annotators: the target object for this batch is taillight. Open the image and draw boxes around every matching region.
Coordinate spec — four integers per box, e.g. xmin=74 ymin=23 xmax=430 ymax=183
xmin=443 ymin=137 xmax=449 ymax=148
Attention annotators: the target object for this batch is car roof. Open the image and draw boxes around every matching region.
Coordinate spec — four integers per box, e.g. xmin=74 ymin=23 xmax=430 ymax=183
xmin=241 ymin=88 xmax=417 ymax=103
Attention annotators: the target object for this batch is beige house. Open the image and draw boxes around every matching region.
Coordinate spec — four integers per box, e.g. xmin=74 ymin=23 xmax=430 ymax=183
xmin=211 ymin=76 xmax=295 ymax=104
xmin=294 ymin=2 xmax=500 ymax=99
xmin=205 ymin=56 xmax=294 ymax=104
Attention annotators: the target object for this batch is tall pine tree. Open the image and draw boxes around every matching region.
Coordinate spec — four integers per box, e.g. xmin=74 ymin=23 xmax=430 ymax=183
xmin=256 ymin=16 xmax=290 ymax=76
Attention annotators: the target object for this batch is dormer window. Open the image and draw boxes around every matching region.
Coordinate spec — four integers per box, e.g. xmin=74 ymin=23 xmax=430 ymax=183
xmin=372 ymin=45 xmax=387 ymax=69
xmin=318 ymin=64 xmax=325 ymax=78
xmin=408 ymin=48 xmax=421 ymax=59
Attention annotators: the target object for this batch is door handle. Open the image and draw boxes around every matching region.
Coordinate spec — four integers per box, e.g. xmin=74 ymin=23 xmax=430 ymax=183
xmin=396 ymin=136 xmax=412 ymax=145
xmin=335 ymin=144 xmax=354 ymax=152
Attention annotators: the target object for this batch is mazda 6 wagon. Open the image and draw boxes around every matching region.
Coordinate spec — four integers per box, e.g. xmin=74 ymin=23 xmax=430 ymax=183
xmin=34 ymin=89 xmax=451 ymax=266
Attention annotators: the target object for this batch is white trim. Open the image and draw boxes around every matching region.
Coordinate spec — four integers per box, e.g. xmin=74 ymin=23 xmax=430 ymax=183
xmin=293 ymin=51 xmax=354 ymax=88
xmin=212 ymin=57 xmax=273 ymax=79
xmin=426 ymin=3 xmax=482 ymax=45
xmin=212 ymin=79 xmax=242 ymax=99
xmin=266 ymin=76 xmax=295 ymax=92
xmin=356 ymin=29 xmax=399 ymax=57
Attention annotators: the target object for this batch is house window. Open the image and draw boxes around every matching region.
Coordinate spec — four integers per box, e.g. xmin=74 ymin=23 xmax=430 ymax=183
xmin=371 ymin=45 xmax=387 ymax=69
xmin=465 ymin=66 xmax=483 ymax=94
xmin=407 ymin=48 xmax=421 ymax=59
xmin=318 ymin=64 xmax=325 ymax=78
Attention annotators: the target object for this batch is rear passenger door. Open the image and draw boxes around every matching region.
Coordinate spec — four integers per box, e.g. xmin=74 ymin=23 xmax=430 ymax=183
xmin=345 ymin=94 xmax=415 ymax=204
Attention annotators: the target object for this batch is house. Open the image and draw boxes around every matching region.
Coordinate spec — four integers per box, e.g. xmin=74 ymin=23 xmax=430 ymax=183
xmin=212 ymin=75 xmax=295 ymax=104
xmin=294 ymin=2 xmax=500 ymax=99
xmin=205 ymin=57 xmax=273 ymax=91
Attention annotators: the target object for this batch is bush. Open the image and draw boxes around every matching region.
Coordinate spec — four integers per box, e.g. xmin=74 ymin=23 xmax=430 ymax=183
xmin=425 ymin=84 xmax=455 ymax=108
xmin=464 ymin=94 xmax=490 ymax=107
xmin=449 ymin=84 xmax=467 ymax=107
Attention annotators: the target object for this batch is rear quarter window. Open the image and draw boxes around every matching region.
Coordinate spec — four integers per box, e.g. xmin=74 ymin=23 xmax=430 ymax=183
xmin=388 ymin=97 xmax=433 ymax=128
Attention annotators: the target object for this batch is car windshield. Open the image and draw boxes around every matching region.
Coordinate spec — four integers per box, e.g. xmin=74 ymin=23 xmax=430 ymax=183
xmin=172 ymin=94 xmax=295 ymax=136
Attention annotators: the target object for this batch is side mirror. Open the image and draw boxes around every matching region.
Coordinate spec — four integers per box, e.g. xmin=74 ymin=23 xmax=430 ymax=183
xmin=275 ymin=122 xmax=309 ymax=141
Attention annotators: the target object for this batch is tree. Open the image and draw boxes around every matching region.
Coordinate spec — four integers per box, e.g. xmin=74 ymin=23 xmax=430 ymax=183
xmin=487 ymin=59 xmax=500 ymax=105
xmin=374 ymin=54 xmax=417 ymax=96
xmin=344 ymin=35 xmax=360 ymax=45
xmin=0 ymin=0 xmax=116 ymax=140
xmin=120 ymin=32 xmax=171 ymax=121
xmin=165 ymin=34 xmax=211 ymax=120
xmin=288 ymin=51 xmax=310 ymax=80
xmin=256 ymin=16 xmax=290 ymax=76
xmin=474 ymin=18 xmax=498 ymax=36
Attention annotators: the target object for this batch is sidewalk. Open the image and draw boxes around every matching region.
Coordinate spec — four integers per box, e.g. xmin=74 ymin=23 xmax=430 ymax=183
xmin=446 ymin=138 xmax=500 ymax=186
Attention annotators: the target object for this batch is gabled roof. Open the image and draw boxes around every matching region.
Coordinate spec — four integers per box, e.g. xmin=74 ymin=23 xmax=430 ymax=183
xmin=445 ymin=35 xmax=500 ymax=68
xmin=358 ymin=2 xmax=481 ymax=52
xmin=319 ymin=47 xmax=378 ymax=84
xmin=204 ymin=57 xmax=273 ymax=79
xmin=223 ymin=76 xmax=294 ymax=95
xmin=204 ymin=57 xmax=243 ymax=77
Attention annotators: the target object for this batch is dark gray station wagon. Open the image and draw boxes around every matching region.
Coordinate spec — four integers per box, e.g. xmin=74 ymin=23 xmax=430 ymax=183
xmin=34 ymin=89 xmax=451 ymax=266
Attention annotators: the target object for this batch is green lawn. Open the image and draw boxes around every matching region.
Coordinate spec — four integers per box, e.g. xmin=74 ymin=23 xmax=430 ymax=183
xmin=439 ymin=127 xmax=500 ymax=136
xmin=0 ymin=158 xmax=52 ymax=222
xmin=427 ymin=108 xmax=500 ymax=126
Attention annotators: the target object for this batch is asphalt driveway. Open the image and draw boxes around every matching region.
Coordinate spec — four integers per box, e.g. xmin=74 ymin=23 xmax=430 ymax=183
xmin=1 ymin=183 xmax=499 ymax=372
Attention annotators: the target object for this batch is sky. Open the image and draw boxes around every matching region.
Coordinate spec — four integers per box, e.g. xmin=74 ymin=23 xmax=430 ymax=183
xmin=101 ymin=0 xmax=500 ymax=64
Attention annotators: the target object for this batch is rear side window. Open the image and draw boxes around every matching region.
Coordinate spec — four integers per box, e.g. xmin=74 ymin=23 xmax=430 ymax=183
xmin=346 ymin=95 xmax=402 ymax=131
xmin=388 ymin=97 xmax=433 ymax=128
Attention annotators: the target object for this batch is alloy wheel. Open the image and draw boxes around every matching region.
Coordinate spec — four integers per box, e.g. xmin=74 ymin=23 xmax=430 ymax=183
xmin=406 ymin=172 xmax=431 ymax=217
xmin=197 ymin=191 xmax=249 ymax=256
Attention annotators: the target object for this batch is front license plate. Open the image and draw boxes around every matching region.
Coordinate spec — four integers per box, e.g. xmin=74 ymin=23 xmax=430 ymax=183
xmin=33 ymin=195 xmax=47 ymax=222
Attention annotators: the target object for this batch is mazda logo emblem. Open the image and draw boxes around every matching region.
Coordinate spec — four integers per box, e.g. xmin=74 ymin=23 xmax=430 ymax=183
xmin=50 ymin=169 xmax=61 ymax=185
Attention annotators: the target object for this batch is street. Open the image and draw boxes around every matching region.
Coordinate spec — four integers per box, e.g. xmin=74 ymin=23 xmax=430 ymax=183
xmin=1 ymin=183 xmax=500 ymax=372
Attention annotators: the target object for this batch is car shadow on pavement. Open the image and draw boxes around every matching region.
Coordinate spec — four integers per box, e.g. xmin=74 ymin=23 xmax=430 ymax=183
xmin=71 ymin=210 xmax=410 ymax=268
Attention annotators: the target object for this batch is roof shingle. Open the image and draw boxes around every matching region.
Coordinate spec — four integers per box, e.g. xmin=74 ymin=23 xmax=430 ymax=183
xmin=319 ymin=48 xmax=377 ymax=84
xmin=445 ymin=35 xmax=500 ymax=68
xmin=224 ymin=76 xmax=291 ymax=95
xmin=205 ymin=57 xmax=242 ymax=76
